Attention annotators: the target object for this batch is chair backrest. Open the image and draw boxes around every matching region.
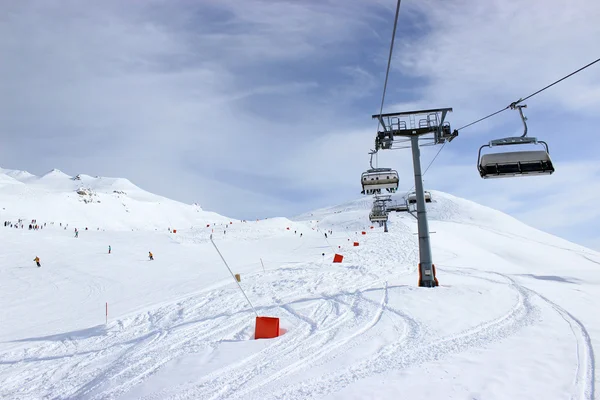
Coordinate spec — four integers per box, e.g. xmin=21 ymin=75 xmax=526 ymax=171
xmin=480 ymin=150 xmax=550 ymax=166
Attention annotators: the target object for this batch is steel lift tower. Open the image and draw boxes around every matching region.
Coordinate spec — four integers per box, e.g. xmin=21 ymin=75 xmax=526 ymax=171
xmin=372 ymin=108 xmax=457 ymax=287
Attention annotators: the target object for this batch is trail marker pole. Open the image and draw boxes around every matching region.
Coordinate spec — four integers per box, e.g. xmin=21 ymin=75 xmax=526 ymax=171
xmin=260 ymin=258 xmax=265 ymax=273
xmin=209 ymin=234 xmax=259 ymax=317
xmin=105 ymin=302 xmax=108 ymax=325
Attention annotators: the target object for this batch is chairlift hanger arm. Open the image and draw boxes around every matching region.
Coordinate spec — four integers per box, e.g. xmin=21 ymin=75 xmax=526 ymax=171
xmin=509 ymin=103 xmax=528 ymax=137
xmin=368 ymin=150 xmax=376 ymax=169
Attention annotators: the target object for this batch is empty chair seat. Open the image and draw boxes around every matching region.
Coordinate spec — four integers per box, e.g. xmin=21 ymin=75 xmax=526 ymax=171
xmin=479 ymin=150 xmax=554 ymax=178
xmin=477 ymin=105 xmax=555 ymax=180
xmin=387 ymin=203 xmax=408 ymax=212
xmin=369 ymin=213 xmax=388 ymax=222
xmin=407 ymin=191 xmax=431 ymax=204
xmin=361 ymin=169 xmax=399 ymax=195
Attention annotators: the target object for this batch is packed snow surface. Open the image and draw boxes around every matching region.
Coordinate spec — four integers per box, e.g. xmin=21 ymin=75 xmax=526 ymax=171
xmin=0 ymin=168 xmax=598 ymax=400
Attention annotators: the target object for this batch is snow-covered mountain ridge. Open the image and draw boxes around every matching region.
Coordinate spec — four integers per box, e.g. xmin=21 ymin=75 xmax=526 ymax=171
xmin=0 ymin=167 xmax=229 ymax=230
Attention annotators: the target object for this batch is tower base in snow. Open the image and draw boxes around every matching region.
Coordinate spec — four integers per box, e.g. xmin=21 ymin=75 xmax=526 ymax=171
xmin=418 ymin=263 xmax=439 ymax=287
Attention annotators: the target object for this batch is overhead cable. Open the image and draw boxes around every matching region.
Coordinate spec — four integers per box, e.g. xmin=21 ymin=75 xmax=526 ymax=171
xmin=375 ymin=0 xmax=402 ymax=133
xmin=455 ymin=56 xmax=600 ymax=132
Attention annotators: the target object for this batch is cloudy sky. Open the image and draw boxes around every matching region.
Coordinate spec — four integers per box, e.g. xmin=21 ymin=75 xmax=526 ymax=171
xmin=1 ymin=0 xmax=599 ymax=250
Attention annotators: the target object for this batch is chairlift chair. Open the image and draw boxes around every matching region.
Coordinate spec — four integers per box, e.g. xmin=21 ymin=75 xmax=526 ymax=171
xmin=386 ymin=200 xmax=408 ymax=212
xmin=369 ymin=212 xmax=388 ymax=223
xmin=369 ymin=200 xmax=388 ymax=222
xmin=360 ymin=150 xmax=399 ymax=195
xmin=395 ymin=204 xmax=408 ymax=212
xmin=406 ymin=191 xmax=431 ymax=204
xmin=478 ymin=104 xmax=555 ymax=179
xmin=361 ymin=168 xmax=400 ymax=195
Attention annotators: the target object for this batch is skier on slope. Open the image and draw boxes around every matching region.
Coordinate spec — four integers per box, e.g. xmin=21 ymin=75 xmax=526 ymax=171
xmin=33 ymin=256 xmax=41 ymax=267
xmin=148 ymin=251 xmax=154 ymax=260
xmin=108 ymin=245 xmax=111 ymax=254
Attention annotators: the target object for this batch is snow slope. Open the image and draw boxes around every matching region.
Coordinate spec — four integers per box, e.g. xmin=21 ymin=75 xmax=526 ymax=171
xmin=0 ymin=167 xmax=229 ymax=231
xmin=0 ymin=179 xmax=599 ymax=400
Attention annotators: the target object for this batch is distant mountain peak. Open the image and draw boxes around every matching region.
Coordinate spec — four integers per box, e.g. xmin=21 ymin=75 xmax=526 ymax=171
xmin=42 ymin=169 xmax=71 ymax=178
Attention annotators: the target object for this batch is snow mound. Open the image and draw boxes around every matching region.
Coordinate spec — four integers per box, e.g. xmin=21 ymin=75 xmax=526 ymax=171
xmin=0 ymin=172 xmax=24 ymax=187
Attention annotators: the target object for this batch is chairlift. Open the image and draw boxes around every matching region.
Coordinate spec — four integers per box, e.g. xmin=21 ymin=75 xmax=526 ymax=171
xmin=369 ymin=197 xmax=389 ymax=222
xmin=387 ymin=200 xmax=408 ymax=212
xmin=407 ymin=190 xmax=432 ymax=204
xmin=478 ymin=105 xmax=554 ymax=179
xmin=369 ymin=212 xmax=388 ymax=223
xmin=360 ymin=150 xmax=399 ymax=195
xmin=395 ymin=204 xmax=408 ymax=212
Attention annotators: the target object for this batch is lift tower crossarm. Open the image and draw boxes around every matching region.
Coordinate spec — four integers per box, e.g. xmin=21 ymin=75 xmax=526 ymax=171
xmin=371 ymin=107 xmax=453 ymax=119
xmin=372 ymin=108 xmax=454 ymax=142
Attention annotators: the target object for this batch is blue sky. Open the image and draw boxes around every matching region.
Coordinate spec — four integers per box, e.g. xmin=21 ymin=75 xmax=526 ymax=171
xmin=1 ymin=0 xmax=599 ymax=250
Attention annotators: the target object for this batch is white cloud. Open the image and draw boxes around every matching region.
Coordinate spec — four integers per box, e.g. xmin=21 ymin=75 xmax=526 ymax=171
xmin=0 ymin=0 xmax=385 ymax=218
xmin=398 ymin=0 xmax=600 ymax=129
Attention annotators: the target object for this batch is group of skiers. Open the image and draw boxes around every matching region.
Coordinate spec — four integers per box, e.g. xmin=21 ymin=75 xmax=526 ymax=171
xmin=105 ymin=246 xmax=153 ymax=260
xmin=3 ymin=216 xmax=161 ymax=268
xmin=4 ymin=221 xmax=48 ymax=230
xmin=3 ymin=219 xmax=97 ymax=234
xmin=33 ymin=248 xmax=154 ymax=268
xmin=4 ymin=220 xmax=26 ymax=229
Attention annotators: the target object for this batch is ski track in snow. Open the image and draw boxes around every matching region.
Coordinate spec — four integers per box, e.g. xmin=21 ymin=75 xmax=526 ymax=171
xmin=1 ymin=205 xmax=598 ymax=399
xmin=138 ymin=281 xmax=424 ymax=400
xmin=0 ymin=227 xmax=419 ymax=400
xmin=257 ymin=266 xmax=540 ymax=400
xmin=0 ymin=273 xmax=391 ymax=398
xmin=441 ymin=266 xmax=596 ymax=400
xmin=529 ymin=289 xmax=596 ymax=400
xmin=0 ymin=290 xmax=253 ymax=399
xmin=217 ymin=281 xmax=418 ymax=400
xmin=581 ymin=254 xmax=600 ymax=267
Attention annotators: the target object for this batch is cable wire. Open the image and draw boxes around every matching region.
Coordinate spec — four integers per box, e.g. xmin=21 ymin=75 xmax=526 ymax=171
xmin=406 ymin=141 xmax=447 ymax=193
xmin=514 ymin=56 xmax=600 ymax=105
xmin=377 ymin=0 xmax=402 ymax=124
xmin=456 ymin=56 xmax=600 ymax=132
xmin=422 ymin=141 xmax=446 ymax=176
xmin=454 ymin=106 xmax=510 ymax=132
xmin=369 ymin=0 xmax=402 ymax=168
